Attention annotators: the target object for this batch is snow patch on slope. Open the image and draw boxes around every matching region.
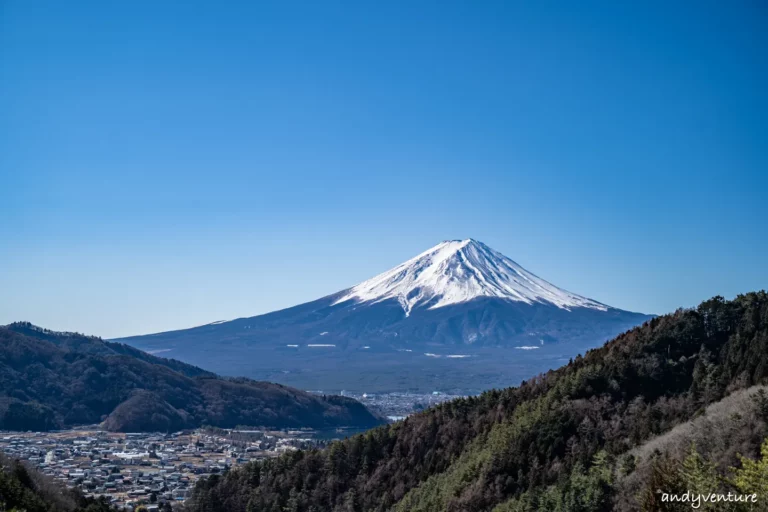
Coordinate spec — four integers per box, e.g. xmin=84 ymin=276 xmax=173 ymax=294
xmin=334 ymin=239 xmax=608 ymax=315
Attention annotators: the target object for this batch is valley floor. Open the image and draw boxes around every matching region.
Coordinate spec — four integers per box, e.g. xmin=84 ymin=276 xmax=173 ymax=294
xmin=133 ymin=343 xmax=587 ymax=395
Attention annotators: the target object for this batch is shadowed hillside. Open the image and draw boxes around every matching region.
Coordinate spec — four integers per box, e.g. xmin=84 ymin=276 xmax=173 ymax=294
xmin=0 ymin=323 xmax=382 ymax=432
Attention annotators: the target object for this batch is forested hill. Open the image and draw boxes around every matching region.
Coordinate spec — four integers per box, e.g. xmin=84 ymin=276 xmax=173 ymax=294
xmin=0 ymin=451 xmax=114 ymax=512
xmin=8 ymin=322 xmax=216 ymax=378
xmin=186 ymin=292 xmax=768 ymax=512
xmin=0 ymin=322 xmax=382 ymax=432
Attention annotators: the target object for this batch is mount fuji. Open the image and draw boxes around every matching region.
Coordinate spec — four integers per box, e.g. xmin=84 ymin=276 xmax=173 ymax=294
xmin=115 ymin=240 xmax=652 ymax=392
xmin=334 ymin=239 xmax=608 ymax=317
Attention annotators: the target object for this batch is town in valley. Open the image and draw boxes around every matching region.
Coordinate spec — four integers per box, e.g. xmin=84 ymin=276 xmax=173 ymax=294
xmin=0 ymin=391 xmax=462 ymax=511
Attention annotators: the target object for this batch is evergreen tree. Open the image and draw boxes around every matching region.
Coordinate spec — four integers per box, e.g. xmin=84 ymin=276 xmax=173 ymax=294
xmin=732 ymin=438 xmax=768 ymax=511
xmin=679 ymin=444 xmax=721 ymax=511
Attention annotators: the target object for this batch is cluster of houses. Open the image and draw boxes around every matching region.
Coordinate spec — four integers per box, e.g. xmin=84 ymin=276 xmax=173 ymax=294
xmin=0 ymin=428 xmax=321 ymax=511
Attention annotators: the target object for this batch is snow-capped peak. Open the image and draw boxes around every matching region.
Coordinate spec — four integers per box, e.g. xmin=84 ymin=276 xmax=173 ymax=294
xmin=333 ymin=239 xmax=608 ymax=316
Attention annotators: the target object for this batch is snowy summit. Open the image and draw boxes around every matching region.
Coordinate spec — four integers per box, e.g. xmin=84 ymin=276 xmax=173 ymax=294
xmin=334 ymin=239 xmax=608 ymax=316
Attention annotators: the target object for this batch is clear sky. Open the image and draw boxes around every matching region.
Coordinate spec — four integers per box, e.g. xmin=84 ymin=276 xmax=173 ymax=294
xmin=1 ymin=1 xmax=766 ymax=338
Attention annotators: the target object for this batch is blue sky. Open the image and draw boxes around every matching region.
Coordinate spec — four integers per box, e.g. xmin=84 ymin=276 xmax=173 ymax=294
xmin=1 ymin=1 xmax=766 ymax=338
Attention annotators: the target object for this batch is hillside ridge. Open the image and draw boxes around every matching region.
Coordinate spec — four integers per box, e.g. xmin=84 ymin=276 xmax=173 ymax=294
xmin=0 ymin=323 xmax=382 ymax=432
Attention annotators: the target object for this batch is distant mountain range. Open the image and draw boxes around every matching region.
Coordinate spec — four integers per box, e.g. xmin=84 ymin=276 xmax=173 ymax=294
xmin=115 ymin=240 xmax=652 ymax=392
xmin=0 ymin=322 xmax=382 ymax=432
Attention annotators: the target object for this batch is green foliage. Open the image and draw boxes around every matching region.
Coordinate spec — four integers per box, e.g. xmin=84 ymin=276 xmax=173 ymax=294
xmin=638 ymin=444 xmax=724 ymax=512
xmin=680 ymin=444 xmax=721 ymax=505
xmin=493 ymin=451 xmax=614 ymax=512
xmin=732 ymin=438 xmax=768 ymax=510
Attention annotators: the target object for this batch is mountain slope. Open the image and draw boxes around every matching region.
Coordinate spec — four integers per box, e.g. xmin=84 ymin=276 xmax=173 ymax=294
xmin=0 ymin=322 xmax=382 ymax=432
xmin=115 ymin=240 xmax=652 ymax=392
xmin=184 ymin=291 xmax=768 ymax=512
